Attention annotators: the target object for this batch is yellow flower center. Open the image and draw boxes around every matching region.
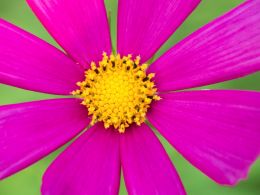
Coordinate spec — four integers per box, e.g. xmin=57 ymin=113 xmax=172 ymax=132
xmin=72 ymin=53 xmax=160 ymax=133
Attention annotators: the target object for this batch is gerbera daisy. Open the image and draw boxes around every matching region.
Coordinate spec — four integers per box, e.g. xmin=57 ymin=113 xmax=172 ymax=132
xmin=1 ymin=0 xmax=260 ymax=194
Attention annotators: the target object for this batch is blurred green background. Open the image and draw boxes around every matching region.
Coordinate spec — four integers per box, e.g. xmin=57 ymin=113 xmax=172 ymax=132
xmin=0 ymin=0 xmax=259 ymax=194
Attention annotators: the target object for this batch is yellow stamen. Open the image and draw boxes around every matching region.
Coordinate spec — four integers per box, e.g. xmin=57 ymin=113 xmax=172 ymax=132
xmin=72 ymin=53 xmax=160 ymax=133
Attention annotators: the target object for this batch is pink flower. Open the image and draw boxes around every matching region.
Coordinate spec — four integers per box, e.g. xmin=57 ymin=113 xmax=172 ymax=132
xmin=1 ymin=0 xmax=260 ymax=194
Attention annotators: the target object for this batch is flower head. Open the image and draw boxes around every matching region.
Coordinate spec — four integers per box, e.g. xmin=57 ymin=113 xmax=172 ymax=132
xmin=0 ymin=0 xmax=260 ymax=195
xmin=73 ymin=53 xmax=160 ymax=132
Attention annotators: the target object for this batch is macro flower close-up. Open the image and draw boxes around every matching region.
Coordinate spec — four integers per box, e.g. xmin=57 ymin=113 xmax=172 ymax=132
xmin=0 ymin=0 xmax=260 ymax=194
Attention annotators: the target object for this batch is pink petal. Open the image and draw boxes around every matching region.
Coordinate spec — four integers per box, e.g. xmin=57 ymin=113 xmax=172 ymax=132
xmin=0 ymin=98 xmax=89 ymax=180
xmin=148 ymin=90 xmax=260 ymax=185
xmin=117 ymin=0 xmax=200 ymax=63
xmin=120 ymin=124 xmax=186 ymax=195
xmin=42 ymin=124 xmax=120 ymax=195
xmin=0 ymin=19 xmax=84 ymax=95
xmin=149 ymin=1 xmax=260 ymax=91
xmin=27 ymin=0 xmax=111 ymax=68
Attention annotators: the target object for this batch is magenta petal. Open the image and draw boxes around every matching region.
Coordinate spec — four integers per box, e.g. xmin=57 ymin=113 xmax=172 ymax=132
xmin=120 ymin=124 xmax=186 ymax=195
xmin=27 ymin=0 xmax=111 ymax=68
xmin=149 ymin=1 xmax=260 ymax=91
xmin=0 ymin=98 xmax=89 ymax=180
xmin=42 ymin=124 xmax=120 ymax=195
xmin=0 ymin=19 xmax=84 ymax=95
xmin=148 ymin=90 xmax=260 ymax=185
xmin=117 ymin=0 xmax=200 ymax=63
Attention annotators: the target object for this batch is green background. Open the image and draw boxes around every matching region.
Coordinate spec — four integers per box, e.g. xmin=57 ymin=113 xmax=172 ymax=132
xmin=0 ymin=0 xmax=260 ymax=194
